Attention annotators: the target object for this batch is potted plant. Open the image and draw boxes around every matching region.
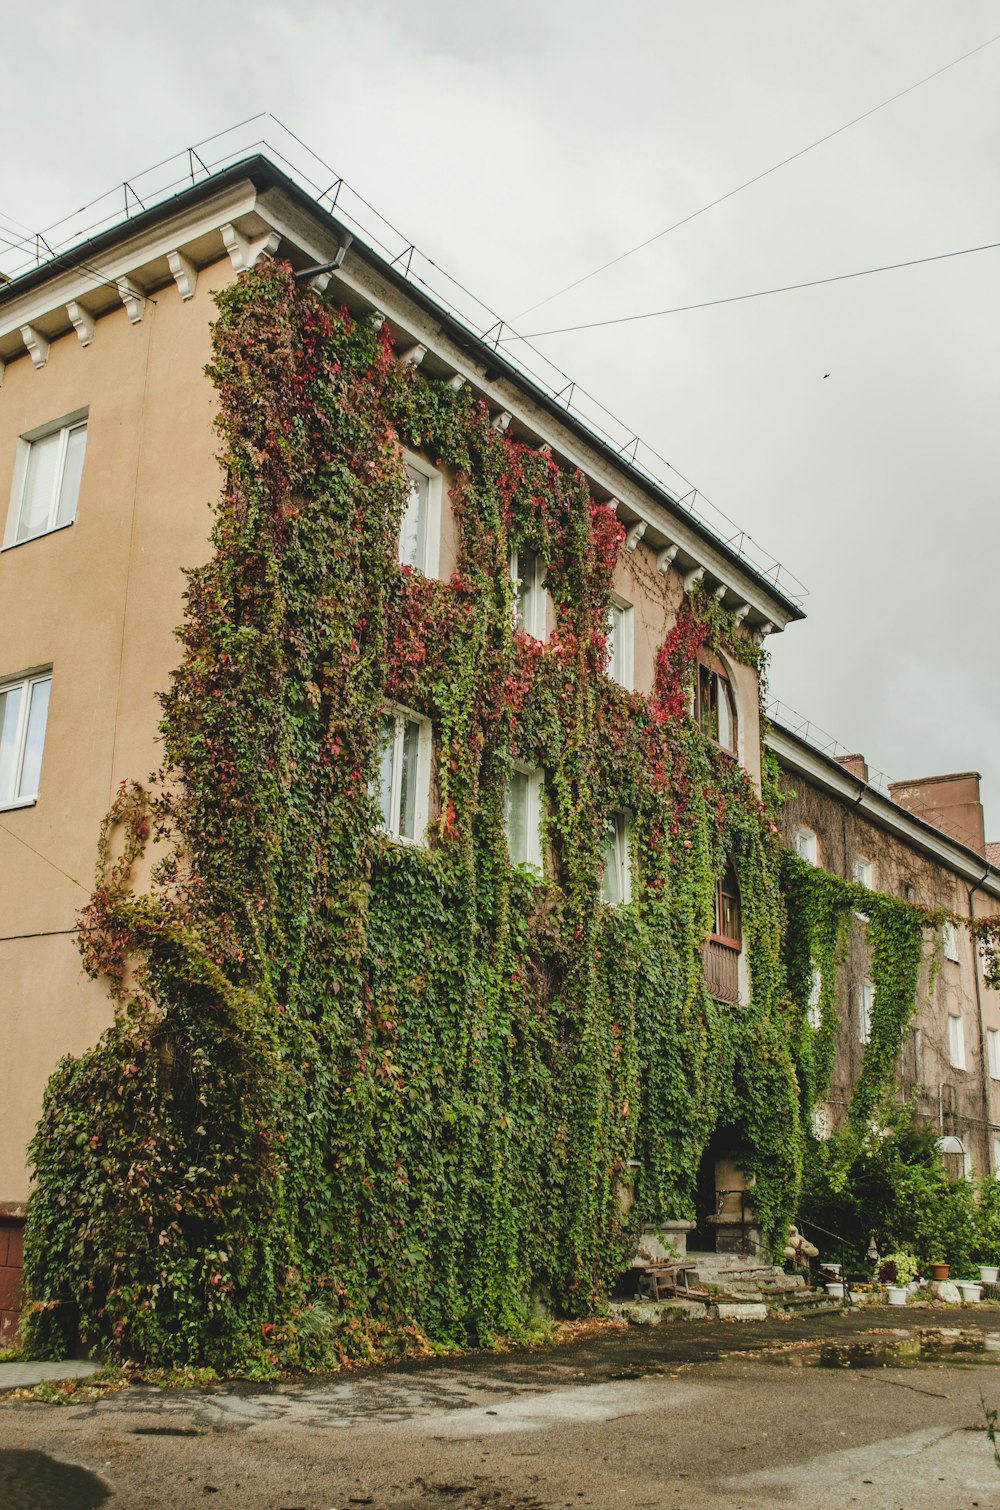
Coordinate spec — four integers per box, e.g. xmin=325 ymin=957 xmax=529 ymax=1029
xmin=879 ymin=1251 xmax=918 ymax=1306
xmin=930 ymin=1260 xmax=950 ymax=1282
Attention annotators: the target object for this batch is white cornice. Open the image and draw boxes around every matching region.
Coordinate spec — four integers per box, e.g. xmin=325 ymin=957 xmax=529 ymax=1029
xmin=768 ymin=723 xmax=1000 ymax=899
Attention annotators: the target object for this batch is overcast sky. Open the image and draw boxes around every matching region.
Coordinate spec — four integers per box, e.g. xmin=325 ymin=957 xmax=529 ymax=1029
xmin=4 ymin=1 xmax=999 ymax=834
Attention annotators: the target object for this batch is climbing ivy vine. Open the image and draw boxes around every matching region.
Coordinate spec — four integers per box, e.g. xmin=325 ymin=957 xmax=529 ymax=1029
xmin=19 ymin=259 xmax=968 ymax=1372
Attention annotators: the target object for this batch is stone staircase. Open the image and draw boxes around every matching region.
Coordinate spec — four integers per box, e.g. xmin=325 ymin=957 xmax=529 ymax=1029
xmin=611 ymin=1252 xmax=840 ymax=1325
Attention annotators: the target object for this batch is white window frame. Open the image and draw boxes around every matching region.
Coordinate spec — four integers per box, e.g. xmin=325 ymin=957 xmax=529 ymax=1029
xmin=4 ymin=410 xmax=88 ymax=549
xmin=794 ymin=828 xmax=818 ymax=866
xmin=509 ymin=546 xmax=547 ymax=641
xmin=942 ymin=919 xmax=960 ymax=963
xmin=606 ymin=596 xmax=634 ymax=691
xmin=852 ymin=857 xmax=873 ymax=889
xmin=0 ymin=670 xmax=52 ymax=810
xmin=600 ymin=811 xmax=632 ymax=905
xmin=374 ymin=703 xmax=432 ymax=845
xmin=506 ymin=761 xmax=543 ymax=873
xmin=858 ymin=980 xmax=874 ymax=1045
xmin=807 ymin=968 xmax=822 ymax=1030
xmin=988 ymin=1027 xmax=1000 ymax=1081
xmin=947 ymin=1012 xmax=966 ymax=1071
xmin=398 ymin=451 xmax=442 ymax=578
xmin=993 ymin=1136 xmax=1000 ymax=1179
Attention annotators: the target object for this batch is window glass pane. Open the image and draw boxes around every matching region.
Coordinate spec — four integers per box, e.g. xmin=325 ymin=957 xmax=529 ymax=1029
xmin=608 ymin=605 xmax=623 ymax=683
xmin=17 ymin=432 xmax=61 ymax=541
xmin=399 ymin=468 xmax=427 ymax=569
xmin=506 ymin=769 xmax=528 ymax=863
xmin=988 ymin=1029 xmax=1000 ymax=1079
xmin=376 ymin=715 xmax=395 ymax=830
xmin=0 ymin=684 xmax=24 ymax=802
xmin=601 ymin=819 xmax=622 ymax=904
xmin=398 ymin=717 xmax=421 ymax=839
xmin=807 ymin=968 xmax=822 ymax=1029
xmin=717 ymin=679 xmax=734 ymax=751
xmin=56 ymin=425 xmax=87 ymax=527
xmin=17 ymin=678 xmax=50 ymax=800
xmin=515 ymin=549 xmax=539 ymax=636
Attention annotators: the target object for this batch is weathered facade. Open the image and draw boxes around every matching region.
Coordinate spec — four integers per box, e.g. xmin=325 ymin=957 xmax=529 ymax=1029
xmin=0 ymin=157 xmax=800 ymax=1349
xmin=770 ymin=724 xmax=1000 ymax=1174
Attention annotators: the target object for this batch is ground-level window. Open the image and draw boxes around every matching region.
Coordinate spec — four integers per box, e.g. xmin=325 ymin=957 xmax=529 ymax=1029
xmin=938 ymin=1134 xmax=968 ymax=1182
xmin=948 ymin=1013 xmax=966 ymax=1070
xmin=375 ymin=706 xmax=431 ymax=843
xmin=989 ymin=1027 xmax=1000 ymax=1081
xmin=506 ymin=763 xmax=542 ymax=872
xmin=0 ymin=671 xmax=52 ymax=808
xmin=807 ymin=968 xmax=822 ymax=1030
xmin=600 ymin=812 xmax=631 ymax=905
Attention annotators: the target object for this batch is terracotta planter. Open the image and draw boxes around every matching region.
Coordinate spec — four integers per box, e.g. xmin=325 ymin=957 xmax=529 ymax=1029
xmin=930 ymin=1263 xmax=950 ymax=1281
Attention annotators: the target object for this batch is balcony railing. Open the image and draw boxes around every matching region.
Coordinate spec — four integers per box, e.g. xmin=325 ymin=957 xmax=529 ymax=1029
xmin=705 ymin=940 xmax=740 ymax=1005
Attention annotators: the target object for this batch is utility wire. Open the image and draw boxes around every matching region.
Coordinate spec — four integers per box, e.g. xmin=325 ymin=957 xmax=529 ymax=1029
xmin=0 ymin=820 xmax=90 ymax=894
xmin=514 ymin=30 xmax=1000 ymax=320
xmin=507 ymin=238 xmax=1000 ymax=341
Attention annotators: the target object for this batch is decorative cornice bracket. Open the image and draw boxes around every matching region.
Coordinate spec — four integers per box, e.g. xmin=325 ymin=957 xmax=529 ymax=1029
xmin=66 ymin=301 xmax=95 ymax=346
xmin=625 ymin=519 xmax=647 ymax=553
xmin=656 ymin=543 xmax=678 ymax=574
xmin=683 ymin=565 xmax=705 ymax=592
xmin=167 ymin=250 xmax=198 ymax=300
xmin=221 ymin=223 xmax=282 ymax=271
xmin=117 ymin=278 xmax=147 ymax=323
xmin=21 ymin=324 xmax=50 ymax=368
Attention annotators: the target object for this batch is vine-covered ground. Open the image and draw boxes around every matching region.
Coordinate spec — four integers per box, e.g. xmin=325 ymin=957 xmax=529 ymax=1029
xmin=19 ymin=262 xmax=990 ymax=1372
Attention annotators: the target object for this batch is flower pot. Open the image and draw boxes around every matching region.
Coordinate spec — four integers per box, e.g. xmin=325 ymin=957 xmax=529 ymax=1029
xmin=955 ymin=1281 xmax=982 ymax=1303
xmin=979 ymin=1265 xmax=999 ymax=1284
xmin=885 ymin=1285 xmax=908 ymax=1306
xmin=930 ymin=1263 xmax=950 ymax=1281
xmin=826 ymin=1281 xmax=845 ymax=1300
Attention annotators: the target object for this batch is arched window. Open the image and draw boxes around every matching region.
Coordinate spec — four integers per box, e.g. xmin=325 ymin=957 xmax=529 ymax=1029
xmin=695 ymin=654 xmax=738 ymax=756
xmin=938 ymin=1134 xmax=969 ymax=1182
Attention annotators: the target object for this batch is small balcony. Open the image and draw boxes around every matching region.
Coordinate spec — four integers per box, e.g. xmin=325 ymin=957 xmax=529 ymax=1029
xmin=705 ymin=939 xmax=740 ymax=1005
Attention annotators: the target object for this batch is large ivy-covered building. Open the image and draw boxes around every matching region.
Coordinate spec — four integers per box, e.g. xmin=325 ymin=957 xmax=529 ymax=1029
xmin=0 ymin=154 xmax=996 ymax=1361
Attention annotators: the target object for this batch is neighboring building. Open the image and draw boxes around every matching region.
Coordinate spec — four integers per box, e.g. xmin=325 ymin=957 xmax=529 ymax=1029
xmin=770 ymin=725 xmax=1000 ymax=1173
xmin=0 ymin=155 xmax=802 ymax=1341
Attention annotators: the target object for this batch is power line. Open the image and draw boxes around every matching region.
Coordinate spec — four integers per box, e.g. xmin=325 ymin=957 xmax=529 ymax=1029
xmin=0 ymin=820 xmax=90 ymax=894
xmin=507 ymin=238 xmax=1000 ymax=341
xmin=514 ymin=30 xmax=1000 ymax=321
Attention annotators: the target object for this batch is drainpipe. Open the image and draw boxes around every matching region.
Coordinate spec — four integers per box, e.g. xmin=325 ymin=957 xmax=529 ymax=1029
xmin=968 ymin=865 xmax=993 ymax=1173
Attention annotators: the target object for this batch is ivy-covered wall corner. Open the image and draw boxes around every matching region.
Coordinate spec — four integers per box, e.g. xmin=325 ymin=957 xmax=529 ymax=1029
xmin=18 ymin=261 xmax=848 ymax=1372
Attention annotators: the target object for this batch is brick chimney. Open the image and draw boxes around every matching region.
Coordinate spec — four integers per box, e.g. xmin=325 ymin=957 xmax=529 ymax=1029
xmin=836 ymin=753 xmax=869 ymax=783
xmin=888 ymin=772 xmax=986 ymax=856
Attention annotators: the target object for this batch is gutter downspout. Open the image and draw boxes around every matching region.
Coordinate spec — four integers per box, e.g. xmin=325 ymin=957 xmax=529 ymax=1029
xmin=968 ymin=865 xmax=993 ymax=1173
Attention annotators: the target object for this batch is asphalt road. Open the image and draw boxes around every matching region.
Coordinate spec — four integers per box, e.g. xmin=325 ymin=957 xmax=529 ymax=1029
xmin=2 ymin=1309 xmax=1000 ymax=1509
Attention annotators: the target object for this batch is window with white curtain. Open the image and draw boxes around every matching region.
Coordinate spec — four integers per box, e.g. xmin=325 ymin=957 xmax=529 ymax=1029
xmin=5 ymin=415 xmax=87 ymax=547
xmin=0 ymin=672 xmax=52 ymax=808
xmin=375 ymin=706 xmax=431 ymax=843
xmin=505 ymin=763 xmax=542 ymax=871
xmin=600 ymin=812 xmax=631 ymax=905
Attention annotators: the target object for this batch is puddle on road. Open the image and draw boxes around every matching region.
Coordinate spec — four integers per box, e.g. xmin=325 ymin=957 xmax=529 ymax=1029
xmin=760 ymin=1328 xmax=1000 ymax=1371
xmin=0 ymin=1448 xmax=110 ymax=1510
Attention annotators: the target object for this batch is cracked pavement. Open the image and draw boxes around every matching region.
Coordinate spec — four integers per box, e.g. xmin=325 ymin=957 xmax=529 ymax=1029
xmin=2 ymin=1310 xmax=1000 ymax=1508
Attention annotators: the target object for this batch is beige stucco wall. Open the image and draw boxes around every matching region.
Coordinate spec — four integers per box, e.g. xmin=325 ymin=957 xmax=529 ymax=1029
xmin=778 ymin=769 xmax=1000 ymax=1173
xmin=0 ymin=257 xmax=235 ymax=1202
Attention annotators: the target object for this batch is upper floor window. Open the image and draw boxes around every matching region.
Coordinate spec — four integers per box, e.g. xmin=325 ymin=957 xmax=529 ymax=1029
xmin=0 ymin=671 xmax=51 ymax=809
xmin=506 ymin=763 xmax=542 ymax=872
xmin=948 ymin=1012 xmax=966 ymax=1071
xmin=5 ymin=414 xmax=87 ymax=548
xmin=600 ymin=812 xmax=631 ymax=905
xmin=858 ymin=980 xmax=874 ymax=1044
xmin=398 ymin=455 xmax=441 ymax=576
xmin=988 ymin=1027 xmax=1000 ymax=1081
xmin=375 ymin=705 xmax=431 ymax=844
xmin=695 ymin=655 xmax=737 ymax=756
xmin=712 ymin=860 xmax=742 ymax=950
xmin=942 ymin=919 xmax=960 ymax=963
xmin=510 ymin=547 xmax=547 ymax=641
xmin=607 ymin=598 xmax=634 ymax=690
xmin=852 ymin=857 xmax=873 ymax=889
xmin=794 ymin=828 xmax=818 ymax=866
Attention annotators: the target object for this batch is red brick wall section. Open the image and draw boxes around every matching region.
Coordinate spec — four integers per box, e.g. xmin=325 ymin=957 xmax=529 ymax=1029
xmin=0 ymin=1218 xmax=24 ymax=1348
